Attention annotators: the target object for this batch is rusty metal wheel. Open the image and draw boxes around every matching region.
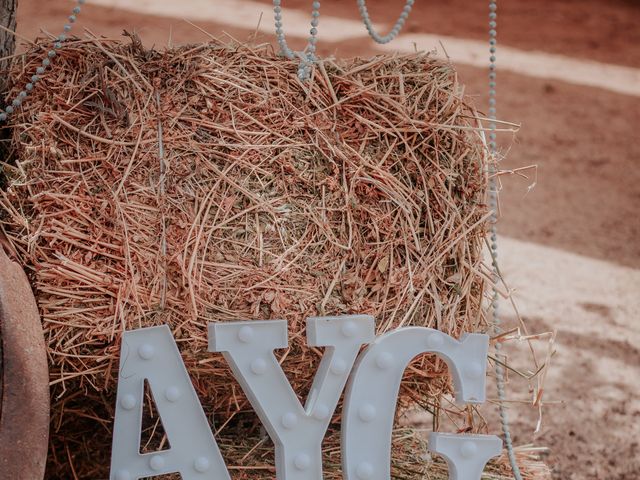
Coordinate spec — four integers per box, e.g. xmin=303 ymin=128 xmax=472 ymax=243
xmin=0 ymin=244 xmax=49 ymax=479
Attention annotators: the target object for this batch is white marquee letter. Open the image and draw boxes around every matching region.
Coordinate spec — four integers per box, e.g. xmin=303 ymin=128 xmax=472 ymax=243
xmin=341 ymin=327 xmax=501 ymax=480
xmin=209 ymin=315 xmax=375 ymax=480
xmin=110 ymin=325 xmax=230 ymax=480
xmin=428 ymin=432 xmax=502 ymax=480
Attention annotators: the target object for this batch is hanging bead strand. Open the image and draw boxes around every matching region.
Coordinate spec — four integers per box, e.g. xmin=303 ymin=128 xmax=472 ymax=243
xmin=273 ymin=0 xmax=321 ymax=81
xmin=0 ymin=0 xmax=86 ymax=123
xmin=357 ymin=0 xmax=414 ymax=44
xmin=488 ymin=1 xmax=523 ymax=479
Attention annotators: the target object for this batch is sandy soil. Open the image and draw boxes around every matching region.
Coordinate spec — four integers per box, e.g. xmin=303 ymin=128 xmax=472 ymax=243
xmin=8 ymin=1 xmax=640 ymax=478
xmin=493 ymin=238 xmax=640 ymax=480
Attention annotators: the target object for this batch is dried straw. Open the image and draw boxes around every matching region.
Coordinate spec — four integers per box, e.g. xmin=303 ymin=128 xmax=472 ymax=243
xmin=0 ymin=36 xmax=547 ymax=478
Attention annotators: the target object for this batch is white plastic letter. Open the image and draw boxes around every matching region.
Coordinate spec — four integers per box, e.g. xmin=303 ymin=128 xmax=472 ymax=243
xmin=428 ymin=432 xmax=502 ymax=480
xmin=341 ymin=327 xmax=501 ymax=480
xmin=209 ymin=315 xmax=375 ymax=480
xmin=110 ymin=325 xmax=230 ymax=480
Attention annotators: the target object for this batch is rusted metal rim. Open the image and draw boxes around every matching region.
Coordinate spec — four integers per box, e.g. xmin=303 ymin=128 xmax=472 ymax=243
xmin=0 ymin=243 xmax=49 ymax=479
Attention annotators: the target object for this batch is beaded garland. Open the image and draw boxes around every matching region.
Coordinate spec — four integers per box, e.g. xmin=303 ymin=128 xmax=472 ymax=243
xmin=0 ymin=0 xmax=85 ymax=123
xmin=357 ymin=0 xmax=415 ymax=45
xmin=273 ymin=0 xmax=415 ymax=81
xmin=272 ymin=0 xmax=321 ymax=81
xmin=487 ymin=1 xmax=523 ymax=478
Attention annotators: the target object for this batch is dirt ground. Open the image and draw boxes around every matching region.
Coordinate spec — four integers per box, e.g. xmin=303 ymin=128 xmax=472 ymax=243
xmin=8 ymin=0 xmax=640 ymax=478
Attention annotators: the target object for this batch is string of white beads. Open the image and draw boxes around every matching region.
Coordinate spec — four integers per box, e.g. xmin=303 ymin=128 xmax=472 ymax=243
xmin=487 ymin=1 xmax=523 ymax=478
xmin=0 ymin=0 xmax=86 ymax=123
xmin=357 ymin=0 xmax=414 ymax=44
xmin=273 ymin=0 xmax=321 ymax=81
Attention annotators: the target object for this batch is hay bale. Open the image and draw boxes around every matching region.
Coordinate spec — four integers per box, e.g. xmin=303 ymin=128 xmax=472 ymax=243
xmin=0 ymin=37 xmax=546 ymax=478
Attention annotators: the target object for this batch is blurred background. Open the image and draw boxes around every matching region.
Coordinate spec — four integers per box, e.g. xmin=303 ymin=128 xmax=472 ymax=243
xmin=10 ymin=1 xmax=640 ymax=478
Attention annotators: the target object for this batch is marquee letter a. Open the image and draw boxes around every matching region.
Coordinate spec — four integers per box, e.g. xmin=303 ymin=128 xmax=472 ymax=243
xmin=110 ymin=325 xmax=230 ymax=480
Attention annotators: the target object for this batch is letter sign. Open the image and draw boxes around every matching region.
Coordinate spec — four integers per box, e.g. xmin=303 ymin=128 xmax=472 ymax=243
xmin=110 ymin=316 xmax=501 ymax=480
